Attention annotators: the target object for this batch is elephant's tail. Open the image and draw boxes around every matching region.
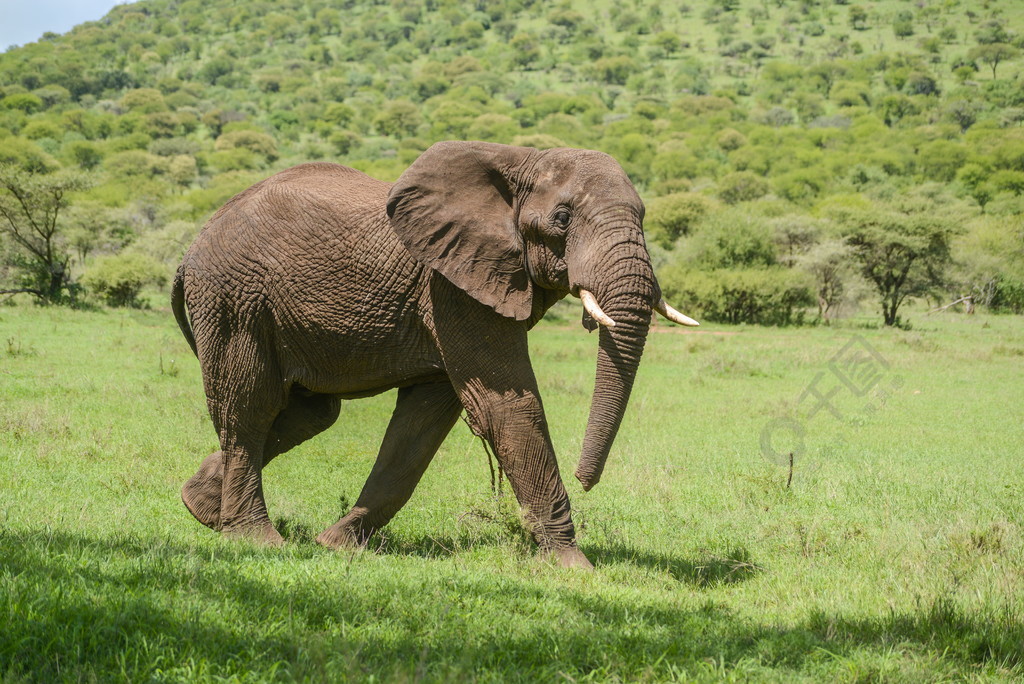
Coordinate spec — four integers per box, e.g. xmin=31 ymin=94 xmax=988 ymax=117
xmin=171 ymin=263 xmax=198 ymax=358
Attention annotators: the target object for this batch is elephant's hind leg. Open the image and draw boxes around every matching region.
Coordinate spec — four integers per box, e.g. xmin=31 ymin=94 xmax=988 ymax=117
xmin=264 ymin=390 xmax=342 ymax=461
xmin=182 ymin=391 xmax=342 ymax=532
xmin=187 ymin=330 xmax=291 ymax=545
xmin=317 ymin=381 xmax=462 ymax=549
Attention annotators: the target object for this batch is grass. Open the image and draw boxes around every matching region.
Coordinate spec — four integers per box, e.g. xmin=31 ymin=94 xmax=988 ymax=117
xmin=1 ymin=301 xmax=1023 ymax=681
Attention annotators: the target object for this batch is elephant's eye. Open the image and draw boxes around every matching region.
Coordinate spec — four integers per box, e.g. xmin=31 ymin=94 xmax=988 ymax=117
xmin=552 ymin=209 xmax=571 ymax=228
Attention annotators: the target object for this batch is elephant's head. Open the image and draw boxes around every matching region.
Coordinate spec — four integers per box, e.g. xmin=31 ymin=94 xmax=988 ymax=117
xmin=387 ymin=141 xmax=696 ymax=491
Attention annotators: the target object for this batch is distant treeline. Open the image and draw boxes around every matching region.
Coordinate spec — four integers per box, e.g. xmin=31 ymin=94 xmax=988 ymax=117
xmin=1 ymin=0 xmax=1022 ymax=324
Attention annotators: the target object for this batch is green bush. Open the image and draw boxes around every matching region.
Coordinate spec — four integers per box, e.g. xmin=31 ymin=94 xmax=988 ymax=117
xmin=82 ymin=253 xmax=168 ymax=308
xmin=120 ymin=88 xmax=167 ymax=113
xmin=21 ymin=120 xmax=61 ymax=140
xmin=658 ymin=266 xmax=814 ymax=325
xmin=213 ymin=130 xmax=279 ymax=161
xmin=588 ymin=56 xmax=639 ymax=85
xmin=103 ymin=150 xmax=169 ymax=179
xmin=1 ymin=93 xmax=43 ymax=113
xmin=65 ymin=141 xmax=104 ymax=170
xmin=991 ymin=278 xmax=1024 ymax=313
xmin=644 ymin=192 xmax=716 ymax=249
xmin=717 ymin=171 xmax=770 ymax=204
xmin=716 ymin=128 xmax=746 ymax=151
xmin=682 ymin=208 xmax=777 ymax=268
xmin=0 ymin=138 xmax=59 ymax=172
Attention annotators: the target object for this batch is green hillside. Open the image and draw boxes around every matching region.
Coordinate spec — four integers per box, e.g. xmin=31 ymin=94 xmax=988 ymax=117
xmin=1 ymin=0 xmax=1023 ymax=323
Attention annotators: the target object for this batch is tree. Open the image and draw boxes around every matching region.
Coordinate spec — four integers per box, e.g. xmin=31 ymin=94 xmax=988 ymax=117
xmin=644 ymin=192 xmax=715 ymax=249
xmin=968 ymin=43 xmax=1020 ymax=79
xmin=374 ymin=100 xmax=422 ymax=138
xmin=718 ymin=171 xmax=769 ymax=204
xmin=82 ymin=252 xmax=167 ymax=308
xmin=0 ymin=167 xmax=92 ymax=302
xmin=510 ymin=33 xmax=541 ymax=68
xmin=974 ymin=20 xmax=1010 ymax=45
xmin=836 ymin=202 xmax=959 ymax=326
xmin=946 ymin=99 xmax=982 ymax=132
xmin=588 ymin=56 xmax=639 ymax=85
xmin=652 ymin=31 xmax=682 ymax=53
xmin=848 ymin=6 xmax=869 ymax=30
xmin=214 ymin=130 xmax=279 ymax=161
xmin=892 ymin=12 xmax=914 ymax=38
xmin=878 ymin=94 xmax=920 ymax=126
xmin=797 ymin=239 xmax=854 ymax=320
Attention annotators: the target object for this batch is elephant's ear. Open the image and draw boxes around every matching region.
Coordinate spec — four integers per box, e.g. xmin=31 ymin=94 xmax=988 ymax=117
xmin=387 ymin=141 xmax=534 ymax=321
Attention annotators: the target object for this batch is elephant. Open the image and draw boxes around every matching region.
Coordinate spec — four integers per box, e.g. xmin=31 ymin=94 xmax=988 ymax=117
xmin=171 ymin=141 xmax=697 ymax=569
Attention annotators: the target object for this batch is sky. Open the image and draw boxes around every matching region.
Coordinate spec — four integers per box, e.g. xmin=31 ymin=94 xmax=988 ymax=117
xmin=1 ymin=0 xmax=127 ymax=52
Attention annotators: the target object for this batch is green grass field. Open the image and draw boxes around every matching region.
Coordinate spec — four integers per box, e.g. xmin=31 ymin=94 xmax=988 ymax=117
xmin=2 ymin=302 xmax=1023 ymax=681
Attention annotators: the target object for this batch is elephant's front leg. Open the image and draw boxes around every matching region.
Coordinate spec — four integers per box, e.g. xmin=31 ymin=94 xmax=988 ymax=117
xmin=430 ymin=281 xmax=592 ymax=569
xmin=316 ymin=381 xmax=463 ymax=549
xmin=461 ymin=384 xmax=592 ymax=569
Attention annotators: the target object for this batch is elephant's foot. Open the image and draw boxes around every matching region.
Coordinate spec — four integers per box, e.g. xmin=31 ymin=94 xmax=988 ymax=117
xmin=222 ymin=521 xmax=285 ymax=547
xmin=316 ymin=510 xmax=370 ymax=550
xmin=181 ymin=451 xmax=224 ymax=530
xmin=541 ymin=545 xmax=594 ymax=571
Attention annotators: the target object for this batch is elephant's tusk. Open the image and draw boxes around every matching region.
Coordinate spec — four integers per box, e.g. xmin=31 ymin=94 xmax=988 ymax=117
xmin=654 ymin=298 xmax=700 ymax=327
xmin=579 ymin=289 xmax=616 ymax=328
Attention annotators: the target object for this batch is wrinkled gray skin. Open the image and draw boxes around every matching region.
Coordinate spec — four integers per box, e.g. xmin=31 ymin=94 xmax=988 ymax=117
xmin=172 ymin=141 xmax=658 ymax=569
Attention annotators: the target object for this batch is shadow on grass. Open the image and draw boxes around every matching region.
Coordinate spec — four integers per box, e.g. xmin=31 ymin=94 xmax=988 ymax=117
xmin=379 ymin=532 xmax=761 ymax=587
xmin=586 ymin=541 xmax=762 ymax=586
xmin=1 ymin=528 xmax=1021 ymax=681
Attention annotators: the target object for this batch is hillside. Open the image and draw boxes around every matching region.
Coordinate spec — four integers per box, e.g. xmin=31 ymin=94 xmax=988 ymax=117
xmin=1 ymin=0 xmax=1023 ymax=323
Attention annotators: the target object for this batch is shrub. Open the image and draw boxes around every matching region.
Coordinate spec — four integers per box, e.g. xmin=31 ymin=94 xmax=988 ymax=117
xmin=990 ymin=170 xmax=1024 ymax=195
xmin=510 ymin=34 xmax=540 ymax=68
xmin=21 ymin=120 xmax=62 ymax=140
xmin=511 ymin=134 xmax=566 ymax=150
xmin=718 ymin=171 xmax=770 ymax=204
xmin=683 ymin=208 xmax=777 ymax=268
xmin=1 ymin=93 xmax=43 ymax=113
xmin=991 ymin=278 xmax=1024 ymax=313
xmin=644 ymin=192 xmax=716 ymax=249
xmin=214 ymin=130 xmax=279 ymax=161
xmin=206 ymin=148 xmax=263 ymax=172
xmin=904 ymin=72 xmax=940 ymax=96
xmin=659 ymin=266 xmax=814 ymax=325
xmin=103 ymin=150 xmax=169 ymax=179
xmin=716 ymin=128 xmax=747 ymax=151
xmin=329 ymin=130 xmax=361 ymax=156
xmin=918 ymin=140 xmax=967 ymax=182
xmin=121 ymin=88 xmax=168 ymax=113
xmin=323 ymin=103 xmax=356 ymax=127
xmin=754 ymin=106 xmax=795 ymax=127
xmin=588 ymin=56 xmax=639 ymax=85
xmin=66 ymin=141 xmax=103 ymax=170
xmin=651 ymin=140 xmax=702 ymax=183
xmin=374 ymin=100 xmax=422 ymax=138
xmin=466 ymin=114 xmax=518 ymax=142
xmin=774 ymin=170 xmax=825 ymax=202
xmin=82 ymin=253 xmax=167 ymax=308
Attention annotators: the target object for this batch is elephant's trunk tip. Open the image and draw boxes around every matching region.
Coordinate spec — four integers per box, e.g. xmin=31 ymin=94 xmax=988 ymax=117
xmin=574 ymin=468 xmax=599 ymax=492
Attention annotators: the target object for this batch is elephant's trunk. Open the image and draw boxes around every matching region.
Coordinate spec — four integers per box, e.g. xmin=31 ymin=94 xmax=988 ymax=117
xmin=574 ymin=237 xmax=654 ymax=491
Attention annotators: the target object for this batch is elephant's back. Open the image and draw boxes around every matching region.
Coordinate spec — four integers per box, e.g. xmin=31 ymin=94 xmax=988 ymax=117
xmin=200 ymin=162 xmax=392 ymax=239
xmin=180 ymin=161 xmax=431 ymax=375
xmin=184 ymin=162 xmax=401 ymax=279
